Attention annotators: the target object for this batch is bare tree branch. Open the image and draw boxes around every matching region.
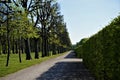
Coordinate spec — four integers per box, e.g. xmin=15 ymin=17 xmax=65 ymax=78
xmin=12 ymin=0 xmax=19 ymax=6
xmin=4 ymin=3 xmax=12 ymax=11
xmin=0 ymin=10 xmax=8 ymax=15
xmin=28 ymin=0 xmax=33 ymax=10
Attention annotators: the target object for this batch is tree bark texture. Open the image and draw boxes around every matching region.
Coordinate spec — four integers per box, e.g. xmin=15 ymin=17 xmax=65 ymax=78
xmin=24 ymin=38 xmax=31 ymax=60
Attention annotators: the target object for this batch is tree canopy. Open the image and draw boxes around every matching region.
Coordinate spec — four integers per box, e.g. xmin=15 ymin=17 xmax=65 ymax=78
xmin=0 ymin=0 xmax=71 ymax=66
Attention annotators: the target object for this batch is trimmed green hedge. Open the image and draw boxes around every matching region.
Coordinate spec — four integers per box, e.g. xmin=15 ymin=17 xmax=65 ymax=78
xmin=75 ymin=15 xmax=120 ymax=80
xmin=75 ymin=38 xmax=88 ymax=58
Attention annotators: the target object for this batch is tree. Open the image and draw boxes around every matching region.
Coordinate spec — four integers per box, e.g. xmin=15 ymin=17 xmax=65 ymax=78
xmin=0 ymin=1 xmax=13 ymax=66
xmin=9 ymin=11 xmax=38 ymax=61
xmin=11 ymin=0 xmax=40 ymax=60
xmin=0 ymin=0 xmax=72 ymax=64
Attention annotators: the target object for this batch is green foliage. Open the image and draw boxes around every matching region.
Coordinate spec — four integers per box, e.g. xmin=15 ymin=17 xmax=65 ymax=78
xmin=76 ymin=38 xmax=89 ymax=46
xmin=75 ymin=38 xmax=88 ymax=58
xmin=9 ymin=12 xmax=39 ymax=39
xmin=75 ymin=15 xmax=120 ymax=80
xmin=0 ymin=25 xmax=7 ymax=35
xmin=75 ymin=45 xmax=83 ymax=58
xmin=0 ymin=0 xmax=71 ymax=62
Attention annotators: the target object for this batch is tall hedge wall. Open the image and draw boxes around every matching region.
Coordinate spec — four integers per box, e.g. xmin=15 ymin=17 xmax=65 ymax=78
xmin=75 ymin=15 xmax=120 ymax=80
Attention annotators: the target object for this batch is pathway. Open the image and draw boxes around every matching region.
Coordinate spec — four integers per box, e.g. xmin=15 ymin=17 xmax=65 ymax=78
xmin=0 ymin=51 xmax=95 ymax=80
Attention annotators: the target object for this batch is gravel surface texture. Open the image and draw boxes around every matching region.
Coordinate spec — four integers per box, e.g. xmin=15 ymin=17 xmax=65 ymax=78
xmin=0 ymin=51 xmax=95 ymax=80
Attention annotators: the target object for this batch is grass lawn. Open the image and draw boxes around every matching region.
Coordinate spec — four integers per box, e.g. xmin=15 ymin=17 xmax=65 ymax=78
xmin=0 ymin=52 xmax=67 ymax=77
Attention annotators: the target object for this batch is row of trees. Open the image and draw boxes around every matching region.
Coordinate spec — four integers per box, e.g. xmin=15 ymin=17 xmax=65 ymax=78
xmin=0 ymin=0 xmax=71 ymax=66
xmin=75 ymin=15 xmax=120 ymax=80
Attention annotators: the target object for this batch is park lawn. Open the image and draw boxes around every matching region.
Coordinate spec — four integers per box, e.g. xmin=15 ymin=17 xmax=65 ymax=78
xmin=0 ymin=52 xmax=67 ymax=77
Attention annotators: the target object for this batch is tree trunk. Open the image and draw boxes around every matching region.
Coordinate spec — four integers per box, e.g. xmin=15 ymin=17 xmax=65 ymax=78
xmin=24 ymin=38 xmax=31 ymax=60
xmin=18 ymin=37 xmax=22 ymax=63
xmin=34 ymin=38 xmax=39 ymax=59
xmin=12 ymin=43 xmax=15 ymax=54
xmin=52 ymin=44 xmax=56 ymax=55
xmin=44 ymin=37 xmax=47 ymax=56
xmin=47 ymin=40 xmax=50 ymax=56
xmin=6 ymin=36 xmax=10 ymax=66
xmin=42 ymin=26 xmax=45 ymax=57
xmin=0 ymin=43 xmax=1 ymax=55
xmin=2 ymin=43 xmax=7 ymax=54
xmin=42 ymin=38 xmax=48 ymax=57
xmin=41 ymin=25 xmax=49 ymax=57
xmin=21 ymin=38 xmax=24 ymax=54
xmin=46 ymin=39 xmax=49 ymax=56
xmin=6 ymin=16 xmax=10 ymax=66
xmin=15 ymin=40 xmax=18 ymax=54
xmin=12 ymin=37 xmax=15 ymax=54
xmin=42 ymin=35 xmax=45 ymax=57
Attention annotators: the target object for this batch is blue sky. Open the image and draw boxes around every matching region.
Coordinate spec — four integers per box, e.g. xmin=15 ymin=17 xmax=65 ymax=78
xmin=57 ymin=0 xmax=120 ymax=44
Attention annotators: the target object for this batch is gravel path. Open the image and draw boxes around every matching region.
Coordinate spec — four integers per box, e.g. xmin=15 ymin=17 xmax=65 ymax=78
xmin=0 ymin=51 xmax=95 ymax=80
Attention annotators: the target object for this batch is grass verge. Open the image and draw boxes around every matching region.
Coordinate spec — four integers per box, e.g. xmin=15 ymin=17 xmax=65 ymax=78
xmin=0 ymin=52 xmax=67 ymax=77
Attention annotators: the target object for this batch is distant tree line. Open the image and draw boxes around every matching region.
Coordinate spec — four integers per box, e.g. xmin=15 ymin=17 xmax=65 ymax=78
xmin=0 ymin=0 xmax=71 ymax=66
xmin=75 ymin=15 xmax=120 ymax=80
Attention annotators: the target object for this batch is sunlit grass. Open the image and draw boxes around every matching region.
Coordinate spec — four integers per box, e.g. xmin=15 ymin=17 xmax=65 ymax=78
xmin=0 ymin=52 xmax=67 ymax=77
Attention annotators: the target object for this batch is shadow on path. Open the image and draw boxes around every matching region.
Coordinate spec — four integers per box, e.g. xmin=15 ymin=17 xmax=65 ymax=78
xmin=64 ymin=51 xmax=77 ymax=58
xmin=36 ymin=51 xmax=95 ymax=80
